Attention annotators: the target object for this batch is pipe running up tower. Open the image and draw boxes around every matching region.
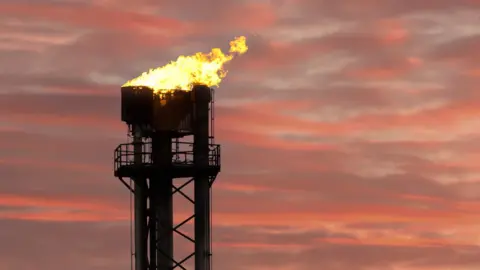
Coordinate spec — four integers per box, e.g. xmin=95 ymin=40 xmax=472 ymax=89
xmin=114 ymin=84 xmax=221 ymax=270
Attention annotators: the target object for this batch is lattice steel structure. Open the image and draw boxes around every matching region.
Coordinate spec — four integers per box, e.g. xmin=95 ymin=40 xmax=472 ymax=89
xmin=113 ymin=85 xmax=220 ymax=270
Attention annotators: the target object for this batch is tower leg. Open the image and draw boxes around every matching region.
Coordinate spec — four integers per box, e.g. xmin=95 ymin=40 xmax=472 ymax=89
xmin=157 ymin=177 xmax=173 ymax=269
xmin=194 ymin=177 xmax=210 ymax=270
xmin=194 ymin=87 xmax=212 ymax=270
xmin=133 ymin=127 xmax=148 ymax=270
xmin=152 ymin=132 xmax=174 ymax=270
xmin=149 ymin=179 xmax=157 ymax=270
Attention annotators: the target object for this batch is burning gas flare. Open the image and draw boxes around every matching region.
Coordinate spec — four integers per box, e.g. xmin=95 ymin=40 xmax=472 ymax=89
xmin=123 ymin=36 xmax=248 ymax=93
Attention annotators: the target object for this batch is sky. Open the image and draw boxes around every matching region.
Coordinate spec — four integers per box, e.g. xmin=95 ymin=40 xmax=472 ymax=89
xmin=0 ymin=0 xmax=480 ymax=269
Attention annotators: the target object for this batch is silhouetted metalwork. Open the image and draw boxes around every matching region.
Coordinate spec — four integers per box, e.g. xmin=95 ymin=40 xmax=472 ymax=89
xmin=114 ymin=85 xmax=220 ymax=270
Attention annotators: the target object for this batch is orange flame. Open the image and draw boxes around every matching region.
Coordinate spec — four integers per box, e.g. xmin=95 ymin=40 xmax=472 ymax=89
xmin=123 ymin=36 xmax=248 ymax=93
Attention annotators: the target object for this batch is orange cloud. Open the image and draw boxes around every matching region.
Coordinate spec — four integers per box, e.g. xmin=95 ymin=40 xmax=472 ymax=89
xmin=0 ymin=113 xmax=122 ymax=132
xmin=0 ymin=194 xmax=125 ymax=221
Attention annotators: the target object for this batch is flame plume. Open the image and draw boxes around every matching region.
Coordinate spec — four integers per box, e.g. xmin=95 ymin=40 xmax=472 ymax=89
xmin=123 ymin=36 xmax=248 ymax=93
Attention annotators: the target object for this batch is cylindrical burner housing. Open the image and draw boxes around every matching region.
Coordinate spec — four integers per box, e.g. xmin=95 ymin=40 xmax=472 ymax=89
xmin=153 ymin=90 xmax=192 ymax=134
xmin=121 ymin=86 xmax=154 ymax=126
xmin=120 ymin=85 xmax=212 ymax=137
xmin=191 ymin=84 xmax=211 ymax=104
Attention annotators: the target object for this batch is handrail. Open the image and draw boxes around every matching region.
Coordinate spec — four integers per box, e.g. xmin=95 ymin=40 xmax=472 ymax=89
xmin=114 ymin=141 xmax=220 ymax=171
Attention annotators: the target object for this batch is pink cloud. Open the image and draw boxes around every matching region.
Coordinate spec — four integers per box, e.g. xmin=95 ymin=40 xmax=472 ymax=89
xmin=0 ymin=3 xmax=191 ymax=34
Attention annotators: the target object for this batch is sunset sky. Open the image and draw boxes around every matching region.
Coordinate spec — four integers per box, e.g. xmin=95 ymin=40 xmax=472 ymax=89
xmin=1 ymin=0 xmax=480 ymax=269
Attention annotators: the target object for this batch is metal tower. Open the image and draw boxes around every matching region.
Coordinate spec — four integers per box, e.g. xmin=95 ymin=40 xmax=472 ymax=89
xmin=113 ymin=84 xmax=221 ymax=270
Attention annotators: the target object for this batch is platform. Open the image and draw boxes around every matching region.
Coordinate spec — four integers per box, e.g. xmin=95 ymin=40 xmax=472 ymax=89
xmin=114 ymin=163 xmax=220 ymax=179
xmin=113 ymin=141 xmax=221 ymax=179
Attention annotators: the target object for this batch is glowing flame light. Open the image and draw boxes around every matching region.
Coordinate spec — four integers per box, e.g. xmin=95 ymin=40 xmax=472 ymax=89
xmin=123 ymin=36 xmax=248 ymax=93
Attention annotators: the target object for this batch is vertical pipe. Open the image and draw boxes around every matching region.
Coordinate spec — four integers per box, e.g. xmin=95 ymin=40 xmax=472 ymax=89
xmin=149 ymin=179 xmax=157 ymax=270
xmin=133 ymin=127 xmax=148 ymax=270
xmin=152 ymin=132 xmax=174 ymax=270
xmin=208 ymin=88 xmax=214 ymax=270
xmin=193 ymin=86 xmax=211 ymax=270
xmin=158 ymin=177 xmax=173 ymax=269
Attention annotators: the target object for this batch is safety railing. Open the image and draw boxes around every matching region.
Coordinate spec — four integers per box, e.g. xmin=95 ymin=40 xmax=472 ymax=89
xmin=114 ymin=141 xmax=220 ymax=172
